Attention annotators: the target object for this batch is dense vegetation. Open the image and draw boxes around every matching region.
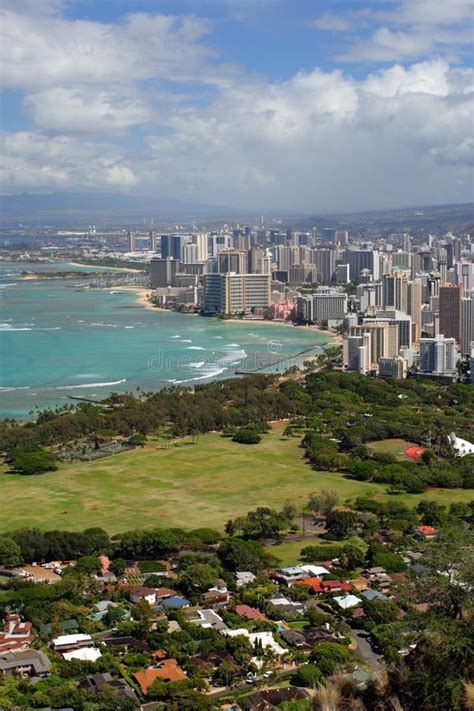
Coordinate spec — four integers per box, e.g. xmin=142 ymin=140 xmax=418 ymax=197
xmin=1 ymin=372 xmax=472 ymax=492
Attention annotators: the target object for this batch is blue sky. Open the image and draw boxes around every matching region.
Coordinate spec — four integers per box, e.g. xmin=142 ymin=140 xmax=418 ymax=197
xmin=1 ymin=0 xmax=473 ymax=211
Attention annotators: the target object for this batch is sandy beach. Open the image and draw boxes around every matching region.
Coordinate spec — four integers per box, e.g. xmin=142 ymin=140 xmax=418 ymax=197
xmin=118 ymin=286 xmax=342 ymax=346
xmin=110 ymin=285 xmax=158 ymax=311
xmin=67 ymin=261 xmax=141 ymax=272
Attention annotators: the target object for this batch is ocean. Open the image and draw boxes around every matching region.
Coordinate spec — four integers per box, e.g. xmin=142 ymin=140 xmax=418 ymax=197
xmin=0 ymin=261 xmax=329 ymax=419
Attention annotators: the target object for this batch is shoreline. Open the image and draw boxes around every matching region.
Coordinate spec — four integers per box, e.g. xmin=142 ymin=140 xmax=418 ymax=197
xmin=118 ymin=285 xmax=342 ymax=345
xmin=67 ymin=261 xmax=141 ymax=273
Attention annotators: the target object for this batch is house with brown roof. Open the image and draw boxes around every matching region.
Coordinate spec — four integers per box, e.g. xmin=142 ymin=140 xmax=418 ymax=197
xmin=129 ymin=586 xmax=157 ymax=604
xmin=235 ymin=604 xmax=268 ymax=622
xmin=0 ymin=615 xmax=34 ymax=653
xmin=134 ymin=660 xmax=186 ymax=695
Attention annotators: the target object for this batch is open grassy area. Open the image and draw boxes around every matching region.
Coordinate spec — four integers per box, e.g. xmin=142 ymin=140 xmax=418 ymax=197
xmin=0 ymin=424 xmax=470 ymax=535
xmin=366 ymin=438 xmax=418 ymax=461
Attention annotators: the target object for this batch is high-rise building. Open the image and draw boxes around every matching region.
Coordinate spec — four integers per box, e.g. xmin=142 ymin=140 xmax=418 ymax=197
xmin=335 ymin=263 xmax=350 ymax=284
xmin=150 ymin=257 xmax=179 ymax=288
xmin=127 ymin=231 xmax=136 ymax=252
xmin=218 ymin=249 xmax=247 ymax=274
xmin=149 ymin=231 xmax=158 ymax=252
xmin=161 ymin=234 xmax=190 ymax=261
xmin=455 ymin=262 xmax=474 ymax=292
xmin=419 ymin=335 xmax=458 ymax=373
xmin=378 ymin=356 xmax=407 ymax=379
xmin=315 ymin=249 xmax=336 ymax=284
xmin=202 ymin=273 xmax=271 ymax=315
xmin=460 ymin=295 xmax=474 ymax=355
xmin=195 ymin=233 xmax=208 ymax=261
xmin=343 ymin=249 xmax=380 ymax=282
xmin=312 ymin=289 xmax=348 ymax=322
xmin=407 ymin=279 xmax=422 ymax=342
xmin=439 ymin=284 xmax=463 ymax=342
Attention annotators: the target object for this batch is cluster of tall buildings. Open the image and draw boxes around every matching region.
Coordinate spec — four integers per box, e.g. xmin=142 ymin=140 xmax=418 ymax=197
xmin=340 ymin=234 xmax=473 ymax=381
xmin=141 ymin=224 xmax=472 ymax=381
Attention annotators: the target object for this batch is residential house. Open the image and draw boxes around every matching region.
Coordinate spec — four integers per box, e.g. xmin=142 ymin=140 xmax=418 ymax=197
xmin=0 ymin=615 xmax=34 ymax=653
xmin=189 ymin=609 xmax=229 ymax=631
xmin=129 ymin=586 xmax=158 ymax=605
xmin=334 ymin=594 xmax=362 ymax=610
xmin=156 ymin=596 xmax=190 ymax=611
xmin=0 ymin=650 xmax=51 ymax=678
xmin=222 ymin=629 xmax=286 ymax=657
xmin=279 ymin=629 xmax=310 ymax=651
xmin=79 ymin=672 xmax=136 ymax=701
xmin=361 ymin=589 xmax=389 ymax=602
xmin=134 ymin=660 xmax=187 ymax=695
xmin=63 ymin=647 xmax=102 ymax=662
xmin=268 ymin=596 xmax=304 ymax=616
xmin=350 ymin=577 xmax=370 ymax=593
xmin=304 ymin=627 xmax=338 ymax=645
xmin=236 ymin=571 xmax=256 ymax=588
xmin=296 ymin=578 xmax=351 ymax=595
xmin=102 ymin=635 xmax=149 ymax=654
xmin=235 ymin=605 xmax=268 ymax=622
xmin=52 ymin=634 xmax=93 ymax=653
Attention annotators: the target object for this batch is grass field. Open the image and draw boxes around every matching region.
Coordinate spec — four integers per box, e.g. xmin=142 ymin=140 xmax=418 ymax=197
xmin=0 ymin=424 xmax=470 ymax=534
xmin=366 ymin=438 xmax=417 ymax=460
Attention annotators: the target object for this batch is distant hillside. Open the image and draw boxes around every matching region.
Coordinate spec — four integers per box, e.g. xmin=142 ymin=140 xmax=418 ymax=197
xmin=0 ymin=191 xmax=250 ymax=224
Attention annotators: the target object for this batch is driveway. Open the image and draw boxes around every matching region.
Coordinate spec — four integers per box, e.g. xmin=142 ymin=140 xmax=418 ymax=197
xmin=350 ymin=630 xmax=384 ymax=669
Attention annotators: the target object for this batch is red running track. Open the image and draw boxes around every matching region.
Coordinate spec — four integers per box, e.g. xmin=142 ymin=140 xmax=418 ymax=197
xmin=404 ymin=446 xmax=425 ymax=461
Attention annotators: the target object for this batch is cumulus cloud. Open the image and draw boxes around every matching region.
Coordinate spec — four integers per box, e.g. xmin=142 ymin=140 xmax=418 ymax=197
xmin=0 ymin=131 xmax=138 ymax=190
xmin=25 ymin=87 xmax=151 ymax=134
xmin=312 ymin=0 xmax=474 ymax=62
xmin=0 ymin=8 xmax=218 ymax=89
xmin=141 ymin=60 xmax=474 ymax=210
xmin=0 ymin=2 xmax=472 ymax=211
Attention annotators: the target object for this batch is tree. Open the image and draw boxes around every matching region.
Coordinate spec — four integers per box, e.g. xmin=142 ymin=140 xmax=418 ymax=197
xmin=232 ymin=427 xmax=261 ymax=444
xmin=0 ymin=537 xmax=22 ymax=567
xmin=82 ymin=527 xmax=110 ymax=553
xmin=307 ymin=490 xmax=339 ymax=517
xmin=74 ymin=555 xmax=101 ymax=575
xmin=310 ymin=642 xmax=351 ymax=675
xmin=325 ymin=510 xmax=356 ymax=540
xmin=103 ymin=606 xmax=127 ymax=627
xmin=178 ymin=563 xmax=221 ymax=594
xmin=109 ymin=558 xmax=127 ymax=576
xmin=10 ymin=445 xmax=58 ymax=475
xmin=293 ymin=663 xmax=323 ymax=688
xmin=219 ymin=537 xmax=273 ymax=572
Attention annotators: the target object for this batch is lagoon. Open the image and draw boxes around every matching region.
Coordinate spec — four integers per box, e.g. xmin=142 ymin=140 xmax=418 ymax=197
xmin=0 ymin=261 xmax=329 ymax=419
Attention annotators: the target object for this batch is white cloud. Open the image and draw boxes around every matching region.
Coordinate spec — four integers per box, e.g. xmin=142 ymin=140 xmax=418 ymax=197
xmin=312 ymin=0 xmax=474 ymax=62
xmin=0 ymin=9 xmax=217 ymax=90
xmin=25 ymin=87 xmax=151 ymax=134
xmin=0 ymin=131 xmax=138 ymax=190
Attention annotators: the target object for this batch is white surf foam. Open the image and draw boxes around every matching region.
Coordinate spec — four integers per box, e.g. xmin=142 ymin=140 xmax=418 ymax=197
xmin=59 ymin=379 xmax=127 ymax=390
xmin=186 ymin=346 xmax=205 ymax=351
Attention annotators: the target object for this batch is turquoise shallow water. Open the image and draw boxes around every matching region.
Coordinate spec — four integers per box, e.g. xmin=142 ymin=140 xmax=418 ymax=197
xmin=0 ymin=262 xmax=328 ymax=419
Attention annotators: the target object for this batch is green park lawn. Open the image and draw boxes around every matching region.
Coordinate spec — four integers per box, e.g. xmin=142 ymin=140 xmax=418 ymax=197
xmin=366 ymin=438 xmax=417 ymax=460
xmin=0 ymin=424 xmax=470 ymax=535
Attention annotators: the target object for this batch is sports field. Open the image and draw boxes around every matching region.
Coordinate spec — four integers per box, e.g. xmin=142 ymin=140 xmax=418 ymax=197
xmin=0 ymin=424 xmax=469 ymax=534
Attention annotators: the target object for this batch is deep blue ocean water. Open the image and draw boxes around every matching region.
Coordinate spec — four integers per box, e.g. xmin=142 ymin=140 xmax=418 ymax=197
xmin=0 ymin=261 xmax=328 ymax=419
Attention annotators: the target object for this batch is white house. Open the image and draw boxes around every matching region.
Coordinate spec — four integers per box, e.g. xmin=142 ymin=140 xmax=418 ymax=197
xmin=63 ymin=647 xmax=102 ymax=662
xmin=448 ymin=433 xmax=474 ymax=458
xmin=221 ymin=629 xmax=286 ymax=656
xmin=334 ymin=594 xmax=362 ymax=610
xmin=52 ymin=634 xmax=92 ymax=652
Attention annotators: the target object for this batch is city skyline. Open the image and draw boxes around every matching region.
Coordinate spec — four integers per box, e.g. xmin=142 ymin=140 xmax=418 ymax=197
xmin=1 ymin=0 xmax=473 ymax=212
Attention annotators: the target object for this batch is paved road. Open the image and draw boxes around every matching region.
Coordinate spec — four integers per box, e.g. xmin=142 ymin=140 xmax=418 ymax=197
xmin=350 ymin=630 xmax=384 ymax=669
